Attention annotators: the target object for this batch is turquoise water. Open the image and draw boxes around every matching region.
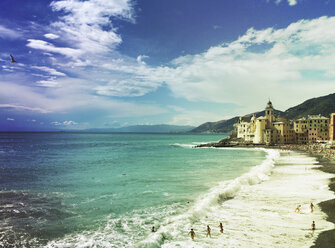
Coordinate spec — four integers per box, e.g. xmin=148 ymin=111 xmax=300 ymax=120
xmin=0 ymin=133 xmax=267 ymax=247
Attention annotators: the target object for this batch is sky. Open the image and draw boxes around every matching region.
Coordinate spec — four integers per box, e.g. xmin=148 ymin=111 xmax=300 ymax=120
xmin=1 ymin=0 xmax=335 ymax=130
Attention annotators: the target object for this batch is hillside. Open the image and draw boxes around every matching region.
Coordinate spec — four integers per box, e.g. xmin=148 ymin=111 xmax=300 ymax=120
xmin=283 ymin=93 xmax=335 ymax=120
xmin=191 ymin=93 xmax=335 ymax=133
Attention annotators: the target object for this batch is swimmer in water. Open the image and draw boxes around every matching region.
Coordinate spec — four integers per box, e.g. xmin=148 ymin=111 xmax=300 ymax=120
xmin=218 ymin=222 xmax=223 ymax=233
xmin=295 ymin=204 xmax=301 ymax=213
xmin=189 ymin=229 xmax=195 ymax=240
xmin=206 ymin=225 xmax=211 ymax=238
xmin=151 ymin=226 xmax=155 ymax=232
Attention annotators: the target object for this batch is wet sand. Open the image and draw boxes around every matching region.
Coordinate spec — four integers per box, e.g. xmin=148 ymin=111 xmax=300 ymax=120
xmin=284 ymin=146 xmax=335 ymax=248
xmin=310 ymin=156 xmax=335 ymax=248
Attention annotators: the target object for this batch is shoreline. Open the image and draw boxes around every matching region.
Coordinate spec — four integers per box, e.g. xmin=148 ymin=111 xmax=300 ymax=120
xmin=197 ymin=141 xmax=335 ymax=247
xmin=268 ymin=144 xmax=335 ymax=248
xmin=295 ymin=149 xmax=335 ymax=248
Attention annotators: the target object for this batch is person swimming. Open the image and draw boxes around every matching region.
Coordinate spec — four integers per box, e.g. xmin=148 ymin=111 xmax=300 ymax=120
xmin=189 ymin=229 xmax=195 ymax=240
xmin=151 ymin=226 xmax=155 ymax=232
xmin=295 ymin=204 xmax=301 ymax=213
xmin=206 ymin=225 xmax=211 ymax=238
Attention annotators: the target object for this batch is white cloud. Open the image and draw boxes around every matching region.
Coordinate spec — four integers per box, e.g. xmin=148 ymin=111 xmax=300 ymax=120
xmin=31 ymin=66 xmax=66 ymax=76
xmin=167 ymin=106 xmax=231 ymax=126
xmin=0 ymin=77 xmax=166 ymax=118
xmin=95 ymin=79 xmax=159 ymax=97
xmin=6 ymin=117 xmax=14 ymax=121
xmin=0 ymin=104 xmax=50 ymax=113
xmin=273 ymin=0 xmax=297 ymax=6
xmin=147 ymin=16 xmax=335 ymax=113
xmin=288 ymin=0 xmax=297 ymax=6
xmin=0 ymin=25 xmax=21 ymax=39
xmin=51 ymin=121 xmax=61 ymax=125
xmin=137 ymin=55 xmax=149 ymax=64
xmin=26 ymin=39 xmax=81 ymax=57
xmin=27 ymin=0 xmax=134 ymax=58
xmin=63 ymin=120 xmax=78 ymax=125
xmin=52 ymin=120 xmax=78 ymax=126
xmin=44 ymin=33 xmax=59 ymax=39
xmin=35 ymin=80 xmax=59 ymax=87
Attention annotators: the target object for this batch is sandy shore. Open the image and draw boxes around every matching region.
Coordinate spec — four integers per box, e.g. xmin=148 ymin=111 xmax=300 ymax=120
xmin=275 ymin=144 xmax=335 ymax=248
xmin=305 ymin=156 xmax=335 ymax=248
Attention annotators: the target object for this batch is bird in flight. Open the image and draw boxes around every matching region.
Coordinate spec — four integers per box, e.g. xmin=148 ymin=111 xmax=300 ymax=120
xmin=10 ymin=54 xmax=17 ymax=63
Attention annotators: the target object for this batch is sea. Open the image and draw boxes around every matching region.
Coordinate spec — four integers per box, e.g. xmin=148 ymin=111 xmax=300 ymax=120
xmin=0 ymin=132 xmax=334 ymax=248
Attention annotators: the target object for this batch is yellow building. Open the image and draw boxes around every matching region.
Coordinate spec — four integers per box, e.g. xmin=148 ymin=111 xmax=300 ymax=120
xmin=330 ymin=113 xmax=335 ymax=141
xmin=307 ymin=115 xmax=329 ymax=142
xmin=294 ymin=117 xmax=308 ymax=133
xmin=294 ymin=117 xmax=308 ymax=144
xmin=272 ymin=121 xmax=295 ymax=144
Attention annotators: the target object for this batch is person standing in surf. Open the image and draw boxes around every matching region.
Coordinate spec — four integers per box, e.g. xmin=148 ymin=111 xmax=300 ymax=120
xmin=189 ymin=229 xmax=195 ymax=240
xmin=219 ymin=223 xmax=223 ymax=233
xmin=310 ymin=202 xmax=314 ymax=213
xmin=312 ymin=221 xmax=315 ymax=231
xmin=206 ymin=225 xmax=211 ymax=238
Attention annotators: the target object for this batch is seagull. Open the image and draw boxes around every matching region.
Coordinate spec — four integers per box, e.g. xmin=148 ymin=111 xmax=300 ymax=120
xmin=10 ymin=54 xmax=17 ymax=63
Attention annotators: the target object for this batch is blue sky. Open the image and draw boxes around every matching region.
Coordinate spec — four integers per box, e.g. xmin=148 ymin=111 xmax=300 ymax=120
xmin=1 ymin=0 xmax=335 ymax=130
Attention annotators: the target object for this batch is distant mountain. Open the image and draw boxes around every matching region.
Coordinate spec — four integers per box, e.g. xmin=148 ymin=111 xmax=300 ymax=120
xmin=191 ymin=93 xmax=335 ymax=133
xmin=84 ymin=124 xmax=195 ymax=133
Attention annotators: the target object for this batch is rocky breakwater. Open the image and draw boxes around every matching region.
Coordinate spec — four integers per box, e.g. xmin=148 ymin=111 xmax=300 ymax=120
xmin=196 ymin=136 xmax=253 ymax=148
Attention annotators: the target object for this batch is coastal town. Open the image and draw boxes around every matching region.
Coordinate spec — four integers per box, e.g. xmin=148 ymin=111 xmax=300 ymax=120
xmin=197 ymin=100 xmax=335 ymax=162
xmin=233 ymin=100 xmax=335 ymax=146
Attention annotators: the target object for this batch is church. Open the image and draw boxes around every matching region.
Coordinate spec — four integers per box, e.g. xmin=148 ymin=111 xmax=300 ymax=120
xmin=234 ymin=101 xmax=295 ymax=145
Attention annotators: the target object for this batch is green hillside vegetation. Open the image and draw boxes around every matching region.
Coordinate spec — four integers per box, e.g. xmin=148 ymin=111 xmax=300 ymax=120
xmin=283 ymin=93 xmax=335 ymax=120
xmin=191 ymin=93 xmax=335 ymax=133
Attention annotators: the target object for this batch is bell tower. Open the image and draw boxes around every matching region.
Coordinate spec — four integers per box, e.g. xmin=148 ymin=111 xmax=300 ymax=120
xmin=265 ymin=100 xmax=274 ymax=124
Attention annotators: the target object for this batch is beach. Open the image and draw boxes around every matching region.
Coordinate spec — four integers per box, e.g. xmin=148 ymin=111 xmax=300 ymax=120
xmin=299 ymin=151 xmax=335 ymax=248
xmin=273 ymin=144 xmax=335 ymax=248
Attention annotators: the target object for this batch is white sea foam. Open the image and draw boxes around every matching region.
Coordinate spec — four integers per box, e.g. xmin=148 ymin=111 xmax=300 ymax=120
xmin=171 ymin=143 xmax=196 ymax=148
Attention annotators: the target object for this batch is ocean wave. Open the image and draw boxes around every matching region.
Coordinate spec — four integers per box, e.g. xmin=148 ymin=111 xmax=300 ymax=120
xmin=171 ymin=143 xmax=196 ymax=148
xmin=136 ymin=149 xmax=279 ymax=247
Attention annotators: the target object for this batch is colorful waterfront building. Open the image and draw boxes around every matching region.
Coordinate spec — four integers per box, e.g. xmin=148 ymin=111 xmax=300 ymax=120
xmin=294 ymin=117 xmax=308 ymax=144
xmin=235 ymin=101 xmax=333 ymax=145
xmin=330 ymin=113 xmax=335 ymax=141
xmin=307 ymin=115 xmax=329 ymax=142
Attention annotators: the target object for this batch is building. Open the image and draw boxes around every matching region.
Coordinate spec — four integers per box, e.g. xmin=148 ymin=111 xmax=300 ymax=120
xmin=307 ymin=115 xmax=329 ymax=142
xmin=235 ymin=101 xmax=334 ymax=145
xmin=235 ymin=100 xmax=295 ymax=145
xmin=235 ymin=115 xmax=256 ymax=142
xmin=330 ymin=113 xmax=335 ymax=141
xmin=294 ymin=117 xmax=308 ymax=144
